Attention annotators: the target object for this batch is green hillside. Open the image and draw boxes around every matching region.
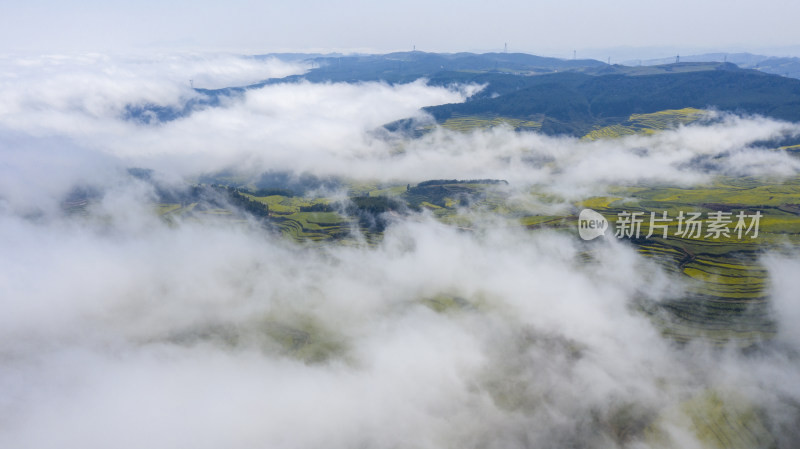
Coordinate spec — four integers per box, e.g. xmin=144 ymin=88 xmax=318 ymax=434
xmin=423 ymin=68 xmax=800 ymax=136
xmin=135 ymin=52 xmax=800 ymax=136
xmin=582 ymin=108 xmax=707 ymax=140
xmin=130 ymin=170 xmax=800 ymax=350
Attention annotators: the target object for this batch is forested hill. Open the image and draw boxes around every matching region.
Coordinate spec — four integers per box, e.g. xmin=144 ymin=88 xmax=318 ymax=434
xmin=227 ymin=54 xmax=800 ymax=137
xmin=422 ymin=67 xmax=800 ymax=135
xmin=131 ymin=52 xmax=800 ymax=135
xmin=254 ymin=51 xmax=607 ymax=85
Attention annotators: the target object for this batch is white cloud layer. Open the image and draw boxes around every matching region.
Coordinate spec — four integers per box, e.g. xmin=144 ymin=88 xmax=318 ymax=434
xmin=1 ymin=53 xmax=800 ymax=448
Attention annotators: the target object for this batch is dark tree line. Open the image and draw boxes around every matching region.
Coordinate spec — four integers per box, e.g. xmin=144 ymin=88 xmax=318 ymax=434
xmin=416 ymin=179 xmax=508 ymax=187
xmin=345 ymin=196 xmax=405 ymax=232
xmin=210 ymin=185 xmax=269 ymax=218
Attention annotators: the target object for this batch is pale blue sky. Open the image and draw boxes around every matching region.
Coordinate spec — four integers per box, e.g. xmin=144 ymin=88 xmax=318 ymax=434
xmin=2 ymin=0 xmax=799 ymax=58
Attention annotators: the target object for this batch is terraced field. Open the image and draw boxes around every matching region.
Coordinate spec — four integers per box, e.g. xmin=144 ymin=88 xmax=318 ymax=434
xmin=582 ymin=108 xmax=708 ymax=140
xmin=239 ymin=194 xmax=351 ymax=241
xmin=645 ymin=390 xmax=775 ymax=449
xmin=440 ymin=114 xmax=542 ymax=132
xmin=148 ymin=171 xmax=800 ymax=349
xmin=573 ymin=177 xmax=800 ymax=346
xmin=376 ymin=177 xmax=797 ymax=347
xmin=139 ymin=170 xmax=800 ymax=447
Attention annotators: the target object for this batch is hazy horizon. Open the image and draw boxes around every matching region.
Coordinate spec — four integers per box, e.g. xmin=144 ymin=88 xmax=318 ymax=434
xmin=2 ymin=0 xmax=800 ymax=60
xmin=3 ymin=3 xmax=800 ymax=448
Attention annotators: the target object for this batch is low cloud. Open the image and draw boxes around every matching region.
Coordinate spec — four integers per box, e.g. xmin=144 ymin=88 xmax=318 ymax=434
xmin=1 ymin=53 xmax=800 ymax=448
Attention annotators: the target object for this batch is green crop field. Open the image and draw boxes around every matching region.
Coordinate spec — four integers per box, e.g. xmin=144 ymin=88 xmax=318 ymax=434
xmin=243 ymin=194 xmax=351 ymax=241
xmin=568 ymin=176 xmax=800 ymax=346
xmin=644 ymin=390 xmax=775 ymax=449
xmin=583 ymin=108 xmax=707 ymax=140
xmin=440 ymin=114 xmax=542 ymax=132
xmin=151 ymin=169 xmax=800 ymax=349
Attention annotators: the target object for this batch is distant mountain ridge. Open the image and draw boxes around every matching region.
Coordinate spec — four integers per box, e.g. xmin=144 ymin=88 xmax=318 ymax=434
xmin=124 ymin=51 xmax=800 ymax=138
xmin=633 ymin=52 xmax=800 ymax=79
xmin=244 ymin=51 xmax=607 ymax=87
xmin=420 ymin=67 xmax=800 ymax=135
